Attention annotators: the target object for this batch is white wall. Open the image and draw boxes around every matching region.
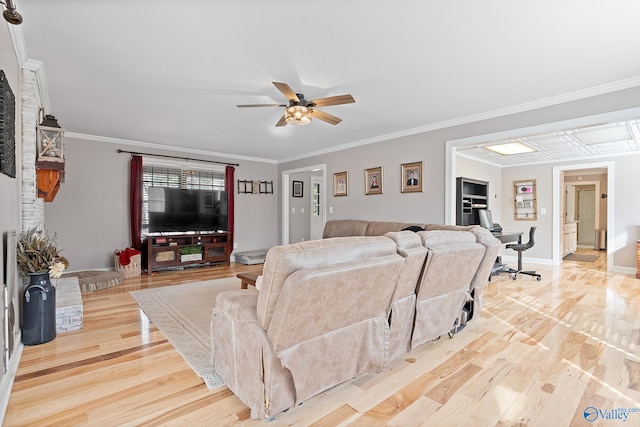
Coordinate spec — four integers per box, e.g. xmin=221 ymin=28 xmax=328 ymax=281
xmin=0 ymin=22 xmax=22 ymax=422
xmin=279 ymin=130 xmax=448 ymax=239
xmin=280 ymin=87 xmax=640 ymax=271
xmin=44 ymin=137 xmax=279 ymax=270
xmin=500 ymin=155 xmax=639 ymax=270
xmin=288 ymin=171 xmax=312 ymax=243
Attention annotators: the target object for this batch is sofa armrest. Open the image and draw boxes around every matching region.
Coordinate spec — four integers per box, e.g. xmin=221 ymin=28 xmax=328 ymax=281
xmin=212 ymin=289 xmax=296 ymax=420
xmin=468 ymin=227 xmax=502 ymax=313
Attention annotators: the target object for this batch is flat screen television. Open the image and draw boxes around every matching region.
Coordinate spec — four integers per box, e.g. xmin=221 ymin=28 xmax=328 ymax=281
xmin=148 ymin=187 xmax=228 ymax=233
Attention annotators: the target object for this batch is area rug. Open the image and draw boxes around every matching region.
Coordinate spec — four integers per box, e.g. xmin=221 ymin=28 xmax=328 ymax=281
xmin=129 ymin=277 xmax=242 ymax=389
xmin=563 ymin=253 xmax=599 ymax=262
xmin=61 ymin=270 xmax=125 ymax=292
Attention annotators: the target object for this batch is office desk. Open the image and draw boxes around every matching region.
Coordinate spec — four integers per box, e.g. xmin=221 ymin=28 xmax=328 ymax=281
xmin=493 ymin=231 xmax=523 ymax=245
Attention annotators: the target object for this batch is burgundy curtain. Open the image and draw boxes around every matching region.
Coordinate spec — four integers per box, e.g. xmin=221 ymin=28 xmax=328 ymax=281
xmin=225 ymin=165 xmax=235 ymax=247
xmin=130 ymin=155 xmax=143 ymax=249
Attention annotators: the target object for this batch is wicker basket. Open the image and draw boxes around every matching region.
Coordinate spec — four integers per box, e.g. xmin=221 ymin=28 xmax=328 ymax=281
xmin=114 ymin=253 xmax=141 ymax=278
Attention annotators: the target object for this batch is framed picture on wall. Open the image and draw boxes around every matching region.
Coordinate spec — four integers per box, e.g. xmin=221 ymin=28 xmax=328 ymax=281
xmin=333 ymin=171 xmax=348 ymax=196
xmin=292 ymin=180 xmax=303 ymax=197
xmin=365 ymin=166 xmax=383 ymax=195
xmin=401 ymin=161 xmax=422 ymax=193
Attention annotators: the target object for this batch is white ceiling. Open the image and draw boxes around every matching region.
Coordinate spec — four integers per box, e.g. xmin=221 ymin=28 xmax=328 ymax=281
xmin=8 ymin=0 xmax=640 ymax=163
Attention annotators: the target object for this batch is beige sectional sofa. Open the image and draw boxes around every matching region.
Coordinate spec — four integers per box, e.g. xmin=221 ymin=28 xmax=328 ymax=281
xmin=211 ymin=220 xmax=501 ymax=420
xmin=323 ymin=219 xmax=500 ymax=316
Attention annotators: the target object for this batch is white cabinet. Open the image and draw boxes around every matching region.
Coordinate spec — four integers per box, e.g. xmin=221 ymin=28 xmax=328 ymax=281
xmin=562 ymin=222 xmax=578 ymax=257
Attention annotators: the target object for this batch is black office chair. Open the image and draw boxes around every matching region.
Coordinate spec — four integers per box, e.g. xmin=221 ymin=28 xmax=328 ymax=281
xmin=506 ymin=226 xmax=541 ymax=281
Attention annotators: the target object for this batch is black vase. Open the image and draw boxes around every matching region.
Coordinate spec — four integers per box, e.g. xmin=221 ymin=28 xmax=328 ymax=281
xmin=22 ymin=272 xmax=57 ymax=345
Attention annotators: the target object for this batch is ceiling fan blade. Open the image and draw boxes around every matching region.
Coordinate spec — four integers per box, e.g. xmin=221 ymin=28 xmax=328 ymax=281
xmin=275 ymin=115 xmax=288 ymax=127
xmin=236 ymin=104 xmax=286 ymax=108
xmin=310 ymin=109 xmax=342 ymax=125
xmin=273 ymin=82 xmax=299 ymax=102
xmin=311 ymin=94 xmax=355 ymax=107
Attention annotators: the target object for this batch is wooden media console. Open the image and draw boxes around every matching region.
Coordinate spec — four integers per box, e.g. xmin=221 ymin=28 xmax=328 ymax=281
xmin=145 ymin=231 xmax=231 ymax=275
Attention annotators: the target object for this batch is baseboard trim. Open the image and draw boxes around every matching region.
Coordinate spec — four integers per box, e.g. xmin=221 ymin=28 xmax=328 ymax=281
xmin=0 ymin=338 xmax=23 ymax=424
xmin=613 ymin=266 xmax=637 ymax=276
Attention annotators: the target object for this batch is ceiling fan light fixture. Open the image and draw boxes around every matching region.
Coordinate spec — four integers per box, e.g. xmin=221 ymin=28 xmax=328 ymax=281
xmin=285 ymin=105 xmax=311 ymax=125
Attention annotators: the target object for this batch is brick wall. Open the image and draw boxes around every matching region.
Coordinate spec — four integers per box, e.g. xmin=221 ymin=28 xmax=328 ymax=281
xmin=20 ymin=68 xmax=44 ymax=232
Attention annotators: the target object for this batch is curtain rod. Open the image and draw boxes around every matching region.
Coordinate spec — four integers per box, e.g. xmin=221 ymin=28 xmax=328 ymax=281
xmin=117 ymin=149 xmax=239 ymax=167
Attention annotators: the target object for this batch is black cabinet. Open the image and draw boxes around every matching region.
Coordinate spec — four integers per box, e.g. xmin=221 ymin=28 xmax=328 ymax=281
xmin=456 ymin=177 xmax=488 ymax=226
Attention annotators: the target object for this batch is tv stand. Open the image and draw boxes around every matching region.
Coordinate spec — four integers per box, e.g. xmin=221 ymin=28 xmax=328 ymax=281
xmin=145 ymin=231 xmax=231 ymax=275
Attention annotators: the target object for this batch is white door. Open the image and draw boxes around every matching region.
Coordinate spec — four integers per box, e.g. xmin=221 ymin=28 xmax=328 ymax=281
xmin=577 ymin=186 xmax=596 ymax=246
xmin=310 ymin=176 xmax=324 ymax=240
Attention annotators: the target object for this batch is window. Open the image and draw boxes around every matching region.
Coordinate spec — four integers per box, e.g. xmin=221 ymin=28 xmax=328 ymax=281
xmin=142 ymin=164 xmax=225 ymax=235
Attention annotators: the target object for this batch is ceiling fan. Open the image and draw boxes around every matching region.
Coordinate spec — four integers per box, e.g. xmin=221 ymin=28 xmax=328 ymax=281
xmin=236 ymin=82 xmax=355 ymax=127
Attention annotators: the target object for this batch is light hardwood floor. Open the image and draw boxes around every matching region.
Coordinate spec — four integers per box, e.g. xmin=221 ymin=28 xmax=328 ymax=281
xmin=5 ymin=248 xmax=640 ymax=426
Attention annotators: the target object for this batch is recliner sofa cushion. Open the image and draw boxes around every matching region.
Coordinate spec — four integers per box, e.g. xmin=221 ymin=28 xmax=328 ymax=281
xmin=365 ymin=221 xmax=427 ymax=236
xmin=410 ymin=230 xmax=486 ymax=348
xmin=322 ymin=220 xmax=369 ymax=238
xmin=257 ymin=236 xmax=398 ymax=329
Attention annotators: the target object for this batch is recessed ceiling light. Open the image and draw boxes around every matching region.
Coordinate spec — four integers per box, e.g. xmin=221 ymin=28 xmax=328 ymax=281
xmin=484 ymin=142 xmax=536 ymax=155
xmin=572 ymin=123 xmax=632 ymax=145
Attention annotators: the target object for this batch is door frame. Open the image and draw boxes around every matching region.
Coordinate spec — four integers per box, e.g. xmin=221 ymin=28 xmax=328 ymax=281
xmin=281 ymin=164 xmax=326 ymax=245
xmin=310 ymin=175 xmax=324 ymax=240
xmin=553 ymin=163 xmax=613 ymax=270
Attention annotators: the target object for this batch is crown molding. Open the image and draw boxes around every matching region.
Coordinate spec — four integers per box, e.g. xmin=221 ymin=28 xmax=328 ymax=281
xmin=278 ymin=76 xmax=640 ymax=163
xmin=65 ymin=132 xmax=277 ymax=164
xmin=7 ymin=24 xmax=52 ymax=113
xmin=7 ymin=23 xmax=27 ymax=65
xmin=21 ymin=59 xmax=50 ymax=112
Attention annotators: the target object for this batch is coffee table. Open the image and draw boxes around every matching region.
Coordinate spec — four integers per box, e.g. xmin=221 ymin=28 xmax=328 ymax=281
xmin=237 ymin=272 xmax=259 ymax=289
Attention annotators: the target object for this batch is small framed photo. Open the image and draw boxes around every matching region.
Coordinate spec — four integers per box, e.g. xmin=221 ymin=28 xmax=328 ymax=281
xmin=292 ymin=180 xmax=303 ymax=197
xmin=516 ymin=185 xmax=533 ymax=194
xmin=333 ymin=171 xmax=348 ymax=196
xmin=365 ymin=166 xmax=383 ymax=195
xmin=401 ymin=161 xmax=422 ymax=193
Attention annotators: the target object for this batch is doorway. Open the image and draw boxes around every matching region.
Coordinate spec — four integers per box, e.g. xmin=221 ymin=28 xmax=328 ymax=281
xmin=281 ymin=164 xmax=326 ymax=245
xmin=564 ymin=182 xmax=599 ymax=247
xmin=553 ymin=162 xmax=613 ymax=270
